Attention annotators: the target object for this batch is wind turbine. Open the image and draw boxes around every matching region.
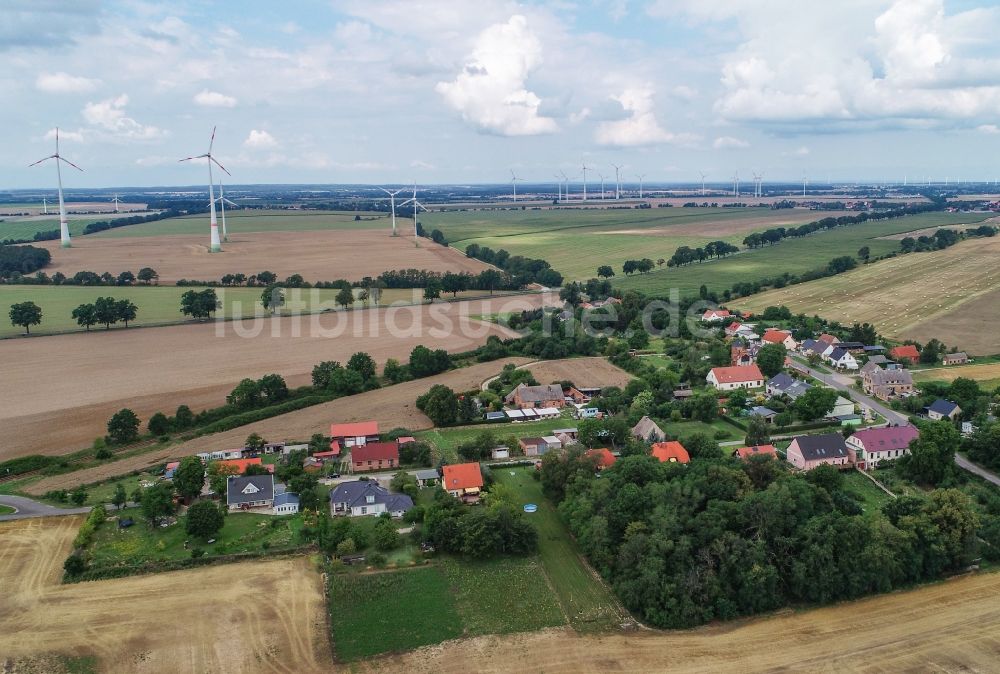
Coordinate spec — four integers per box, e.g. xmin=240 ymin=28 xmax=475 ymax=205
xmin=510 ymin=170 xmax=525 ymax=202
xmin=636 ymin=173 xmax=646 ymax=199
xmin=581 ymin=162 xmax=591 ymax=201
xmin=732 ymin=171 xmax=740 ymax=198
xmin=553 ymin=174 xmax=562 ymax=202
xmin=560 ymin=170 xmax=570 ymax=201
xmin=699 ymin=171 xmax=708 ymax=196
xmin=179 ymin=126 xmax=229 ymax=253
xmin=597 ymin=171 xmax=606 ymax=200
xmin=42 ymin=198 xmax=48 ymax=215
xmin=399 ymin=184 xmax=428 ymax=246
xmin=111 ymin=194 xmax=122 ymax=213
xmin=802 ymin=174 xmax=808 ymax=197
xmin=611 ymin=163 xmax=623 ymax=199
xmin=380 ymin=187 xmax=404 ymax=236
xmin=29 ymin=127 xmax=82 ymax=249
xmin=215 ymin=181 xmax=238 ymax=242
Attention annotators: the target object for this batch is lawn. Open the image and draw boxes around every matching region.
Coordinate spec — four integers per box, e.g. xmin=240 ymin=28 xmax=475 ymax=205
xmin=661 ymin=419 xmax=742 ymax=443
xmin=416 ymin=414 xmax=578 ymax=462
xmin=614 ymin=211 xmax=995 ymax=296
xmin=94 ymin=209 xmax=392 ymax=238
xmin=328 ymin=566 xmax=464 ymax=661
xmin=80 ymin=472 xmax=161 ymax=507
xmin=841 ymin=470 xmax=893 ymax=513
xmin=492 ymin=467 xmax=625 ymax=631
xmin=85 ymin=506 xmax=306 ymax=568
xmin=638 ymin=354 xmax=673 ymax=369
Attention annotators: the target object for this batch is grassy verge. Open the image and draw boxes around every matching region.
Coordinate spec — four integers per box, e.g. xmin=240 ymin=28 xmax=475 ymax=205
xmin=492 ymin=467 xmax=625 ymax=631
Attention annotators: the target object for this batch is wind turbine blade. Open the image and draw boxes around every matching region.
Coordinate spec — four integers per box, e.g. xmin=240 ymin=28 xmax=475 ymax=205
xmin=399 ymin=198 xmax=414 ymax=206
xmin=211 ymin=156 xmax=232 ymax=176
xmin=59 ymin=156 xmax=84 ymax=172
xmin=209 ymin=126 xmax=217 ymax=153
xmin=28 ymin=155 xmax=56 ymax=167
xmin=178 ymin=154 xmax=209 ymax=163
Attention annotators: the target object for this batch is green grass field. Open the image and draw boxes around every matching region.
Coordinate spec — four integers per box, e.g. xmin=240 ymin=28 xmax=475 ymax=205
xmin=493 ymin=467 xmax=624 ymax=631
xmin=94 ymin=209 xmax=393 ymax=238
xmin=416 ymin=414 xmax=578 ymax=462
xmin=0 ymin=285 xmax=495 ymax=337
xmin=613 ymin=211 xmax=994 ymax=296
xmin=660 ymin=419 xmax=742 ymax=442
xmin=85 ymin=506 xmax=305 ymax=567
xmin=0 ymin=216 xmax=125 ymax=241
xmin=841 ymin=470 xmax=892 ymax=513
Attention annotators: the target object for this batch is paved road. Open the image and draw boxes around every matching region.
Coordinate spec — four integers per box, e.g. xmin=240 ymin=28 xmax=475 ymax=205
xmin=0 ymin=494 xmax=90 ymax=522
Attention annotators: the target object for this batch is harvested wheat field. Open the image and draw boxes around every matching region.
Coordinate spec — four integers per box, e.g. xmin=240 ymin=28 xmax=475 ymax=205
xmin=1 ymin=294 xmax=551 ymax=460
xmin=36 ymin=229 xmax=489 ymax=285
xmin=741 ymin=236 xmax=1000 ymax=354
xmin=25 ymin=358 xmax=532 ymax=494
xmin=912 ymin=362 xmax=1000 ymax=391
xmin=522 ymin=357 xmax=634 ymax=390
xmin=361 ymin=573 xmax=1000 ymax=673
xmin=0 ymin=516 xmax=331 ymax=674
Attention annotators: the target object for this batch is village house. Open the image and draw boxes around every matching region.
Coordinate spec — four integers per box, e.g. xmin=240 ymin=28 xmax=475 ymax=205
xmin=766 ymin=373 xmax=813 ymax=401
xmin=273 ymin=484 xmax=300 ymax=515
xmin=733 ymin=444 xmax=778 ymax=460
xmin=799 ymin=338 xmax=833 ymax=356
xmin=785 ymin=433 xmax=850 ymax=470
xmin=415 ymin=469 xmax=440 ymax=487
xmin=329 ymin=480 xmax=413 ymax=517
xmin=889 ymin=344 xmax=920 ymax=364
xmin=350 ymin=442 xmax=399 ymax=472
xmin=826 ymin=347 xmax=859 ymax=370
xmin=651 ymin=441 xmax=690 ymax=464
xmin=631 ymin=415 xmax=666 ymax=443
xmin=863 ymin=367 xmax=914 ymax=401
xmin=927 ymin=399 xmax=962 ymax=421
xmin=707 ymin=364 xmax=765 ymax=391
xmin=442 ymin=462 xmax=484 ymax=502
xmin=749 ymin=406 xmax=778 ymax=423
xmin=330 ymin=420 xmax=380 ymax=448
xmin=226 ymin=474 xmax=275 ymax=511
xmin=701 ymin=308 xmax=732 ymax=322
xmin=519 ymin=437 xmax=555 ymax=456
xmin=216 ymin=457 xmax=275 ymax=475
xmin=818 ymin=333 xmax=840 ymax=345
xmin=762 ymin=328 xmax=797 ymax=351
xmin=942 ymin=352 xmax=969 ymax=366
xmin=506 ymin=383 xmax=566 ymax=409
xmin=586 ymin=448 xmax=617 ymax=470
xmin=846 ymin=426 xmax=920 ymax=469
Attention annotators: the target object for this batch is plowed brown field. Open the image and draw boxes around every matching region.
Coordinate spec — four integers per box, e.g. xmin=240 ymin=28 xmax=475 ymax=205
xmin=1 ymin=294 xmax=550 ymax=459
xmin=0 ymin=516 xmax=332 ymax=673
xmin=36 ymin=229 xmax=489 ymax=284
xmin=522 ymin=357 xmax=634 ymax=389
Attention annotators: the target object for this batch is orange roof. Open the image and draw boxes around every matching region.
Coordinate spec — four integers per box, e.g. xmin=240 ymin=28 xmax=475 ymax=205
xmin=709 ymin=364 xmax=764 ymax=384
xmin=651 ymin=441 xmax=690 ymax=464
xmin=818 ymin=333 xmax=840 ymax=344
xmin=326 ymin=440 xmax=341 ymax=455
xmin=890 ymin=345 xmax=920 ymax=360
xmin=442 ymin=462 xmax=484 ymax=491
xmin=702 ymin=309 xmax=731 ymax=318
xmin=735 ymin=445 xmax=778 ymax=460
xmin=762 ymin=328 xmax=790 ymax=344
xmin=330 ymin=420 xmax=379 ymax=438
xmin=216 ymin=457 xmax=274 ymax=474
xmin=585 ymin=448 xmax=616 ymax=469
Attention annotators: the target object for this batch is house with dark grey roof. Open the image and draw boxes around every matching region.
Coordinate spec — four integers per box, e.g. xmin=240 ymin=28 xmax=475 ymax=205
xmin=273 ymin=491 xmax=300 ymax=515
xmin=766 ymin=373 xmax=795 ymax=395
xmin=329 ymin=480 xmax=414 ymax=517
xmin=227 ymin=475 xmax=275 ymax=511
xmin=927 ymin=399 xmax=962 ymax=421
xmin=826 ymin=347 xmax=858 ymax=370
xmin=785 ymin=433 xmax=850 ymax=471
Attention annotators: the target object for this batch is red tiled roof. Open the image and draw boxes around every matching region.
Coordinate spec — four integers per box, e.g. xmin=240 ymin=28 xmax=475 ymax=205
xmin=850 ymin=426 xmax=919 ymax=451
xmin=702 ymin=309 xmax=731 ymax=319
xmin=396 ymin=436 xmax=416 ymax=444
xmin=762 ymin=329 xmax=790 ymax=344
xmin=818 ymin=333 xmax=840 ymax=344
xmin=351 ymin=442 xmax=399 ymax=463
xmin=709 ymin=364 xmax=764 ymax=384
xmin=442 ymin=462 xmax=484 ymax=491
xmin=330 ymin=420 xmax=379 ymax=438
xmin=890 ymin=345 xmax=920 ymax=360
xmin=735 ymin=445 xmax=778 ymax=460
xmin=651 ymin=441 xmax=690 ymax=464
xmin=313 ymin=450 xmax=340 ymax=459
xmin=586 ymin=448 xmax=617 ymax=469
xmin=216 ymin=458 xmax=274 ymax=474
xmin=326 ymin=440 xmax=341 ymax=455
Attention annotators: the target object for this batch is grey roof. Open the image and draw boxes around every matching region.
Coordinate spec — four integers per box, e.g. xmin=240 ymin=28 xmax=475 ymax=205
xmin=791 ymin=433 xmax=849 ymax=461
xmin=329 ymin=480 xmax=414 ymax=512
xmin=750 ymin=406 xmax=777 ymax=417
xmin=227 ymin=475 xmax=274 ymax=505
xmin=928 ymin=399 xmax=961 ymax=416
xmin=800 ymin=339 xmax=823 ymax=352
xmin=863 ymin=345 xmax=886 ymax=352
xmin=274 ymin=492 xmax=299 ymax=507
xmin=415 ymin=469 xmax=440 ymax=481
xmin=768 ymin=373 xmax=795 ymax=391
xmin=632 ymin=415 xmax=666 ymax=442
xmin=485 ymin=411 xmax=507 ymax=420
xmin=867 ymin=355 xmax=890 ymax=365
xmin=828 ymin=347 xmax=851 ymax=361
xmin=868 ymin=369 xmax=913 ymax=386
xmin=506 ymin=383 xmax=564 ymax=403
xmin=785 ymin=381 xmax=813 ymax=400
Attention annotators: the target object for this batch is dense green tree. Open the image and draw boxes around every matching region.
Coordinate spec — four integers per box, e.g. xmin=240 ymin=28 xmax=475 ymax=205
xmin=186 ymin=499 xmax=225 ymax=539
xmin=441 ymin=272 xmax=468 ymax=297
xmin=140 ymin=482 xmax=174 ymax=527
xmin=137 ymin=267 xmax=159 ymax=284
xmin=9 ymin=301 xmax=42 ymax=334
xmin=902 ymin=421 xmax=960 ymax=486
xmin=174 ymin=405 xmax=194 ymax=429
xmin=93 ymin=296 xmax=119 ymax=329
xmin=347 ymin=352 xmax=377 ymax=382
xmin=173 ymin=455 xmax=206 ymax=500
xmin=383 ymin=358 xmax=405 ymax=383
xmin=71 ymin=303 xmax=97 ymax=330
xmin=793 ymin=387 xmax=838 ymax=421
xmin=148 ymin=412 xmax=170 ymax=436
xmin=416 ymin=385 xmax=459 ymax=426
xmin=756 ymin=343 xmax=787 ymax=378
xmin=409 ymin=345 xmax=451 ymax=377
xmin=244 ymin=433 xmax=266 ymax=452
xmin=112 ymin=483 xmax=128 ymax=510
xmin=227 ymin=378 xmax=262 ymax=409
xmin=115 ymin=298 xmax=138 ymax=327
xmin=180 ymin=289 xmax=219 ymax=319
xmin=745 ymin=415 xmax=771 ymax=446
xmin=107 ymin=408 xmax=140 ymax=444
xmin=423 ymin=277 xmax=442 ymax=301
xmin=259 ymin=373 xmax=289 ymax=402
xmin=373 ymin=515 xmax=401 ymax=551
xmin=597 ymin=265 xmax=615 ymax=279
xmin=335 ymin=285 xmax=355 ymax=310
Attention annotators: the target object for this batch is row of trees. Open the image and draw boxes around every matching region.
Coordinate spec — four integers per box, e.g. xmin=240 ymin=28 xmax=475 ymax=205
xmin=621 ymin=258 xmax=655 ymax=275
xmin=667 ymin=241 xmax=740 ymax=267
xmin=72 ymin=297 xmax=138 ymax=330
xmin=464 ymin=244 xmax=563 ymax=287
xmin=10 ymin=268 xmax=159 ymax=286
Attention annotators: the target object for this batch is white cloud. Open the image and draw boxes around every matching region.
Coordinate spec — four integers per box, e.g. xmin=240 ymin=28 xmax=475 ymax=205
xmin=243 ymin=129 xmax=278 ymax=149
xmin=436 ymin=15 xmax=558 ymax=136
xmin=670 ymin=85 xmax=698 ymax=101
xmin=36 ymin=71 xmax=100 ymax=93
xmin=977 ymin=124 xmax=1000 ymax=134
xmin=595 ymin=87 xmax=675 ymax=146
xmin=783 ymin=146 xmax=810 ymax=157
xmin=410 ymin=159 xmax=435 ymax=170
xmin=44 ymin=128 xmax=84 ymax=143
xmin=82 ymin=94 xmax=164 ymax=140
xmin=193 ymin=90 xmax=237 ymax=108
xmin=713 ymin=135 xmax=749 ymax=149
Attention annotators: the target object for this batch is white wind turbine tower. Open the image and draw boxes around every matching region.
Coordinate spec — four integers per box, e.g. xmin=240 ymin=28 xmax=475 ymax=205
xmin=699 ymin=171 xmax=708 ymax=196
xmin=636 ymin=174 xmax=646 ymax=199
xmin=553 ymin=174 xmax=563 ymax=202
xmin=43 ymin=198 xmax=48 ymax=215
xmin=597 ymin=171 xmax=606 ymax=200
xmin=380 ymin=187 xmax=404 ymax=236
xmin=732 ymin=171 xmax=740 ymax=198
xmin=611 ymin=163 xmax=623 ymax=199
xmin=510 ymin=170 xmax=525 ymax=202
xmin=581 ymin=162 xmax=591 ymax=201
xmin=560 ymin=170 xmax=570 ymax=201
xmin=802 ymin=173 xmax=808 ymax=197
xmin=215 ymin=181 xmax=238 ymax=242
xmin=179 ymin=126 xmax=229 ymax=253
xmin=29 ymin=127 xmax=83 ymax=249
xmin=111 ymin=194 xmax=122 ymax=213
xmin=399 ymin=184 xmax=428 ymax=246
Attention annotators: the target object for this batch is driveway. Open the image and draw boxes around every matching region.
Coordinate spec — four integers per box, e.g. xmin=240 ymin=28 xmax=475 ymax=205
xmin=0 ymin=494 xmax=90 ymax=522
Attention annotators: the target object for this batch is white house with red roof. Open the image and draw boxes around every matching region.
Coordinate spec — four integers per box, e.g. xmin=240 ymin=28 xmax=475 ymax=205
xmin=706 ymin=364 xmax=765 ymax=390
xmin=701 ymin=308 xmax=732 ymax=322
xmin=762 ymin=328 xmax=797 ymax=350
xmin=846 ymin=425 xmax=919 ymax=468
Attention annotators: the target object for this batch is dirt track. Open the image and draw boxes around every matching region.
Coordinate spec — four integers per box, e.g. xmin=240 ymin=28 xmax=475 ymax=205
xmin=25 ymin=358 xmax=532 ymax=494
xmin=0 ymin=516 xmax=332 ymax=673
xmin=36 ymin=229 xmax=489 ymax=284
xmin=362 ymin=573 xmax=1000 ymax=673
xmin=1 ymin=294 xmax=550 ymax=460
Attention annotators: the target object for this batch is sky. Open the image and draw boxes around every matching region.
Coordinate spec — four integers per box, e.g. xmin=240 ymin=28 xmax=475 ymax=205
xmin=4 ymin=0 xmax=1000 ymax=188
